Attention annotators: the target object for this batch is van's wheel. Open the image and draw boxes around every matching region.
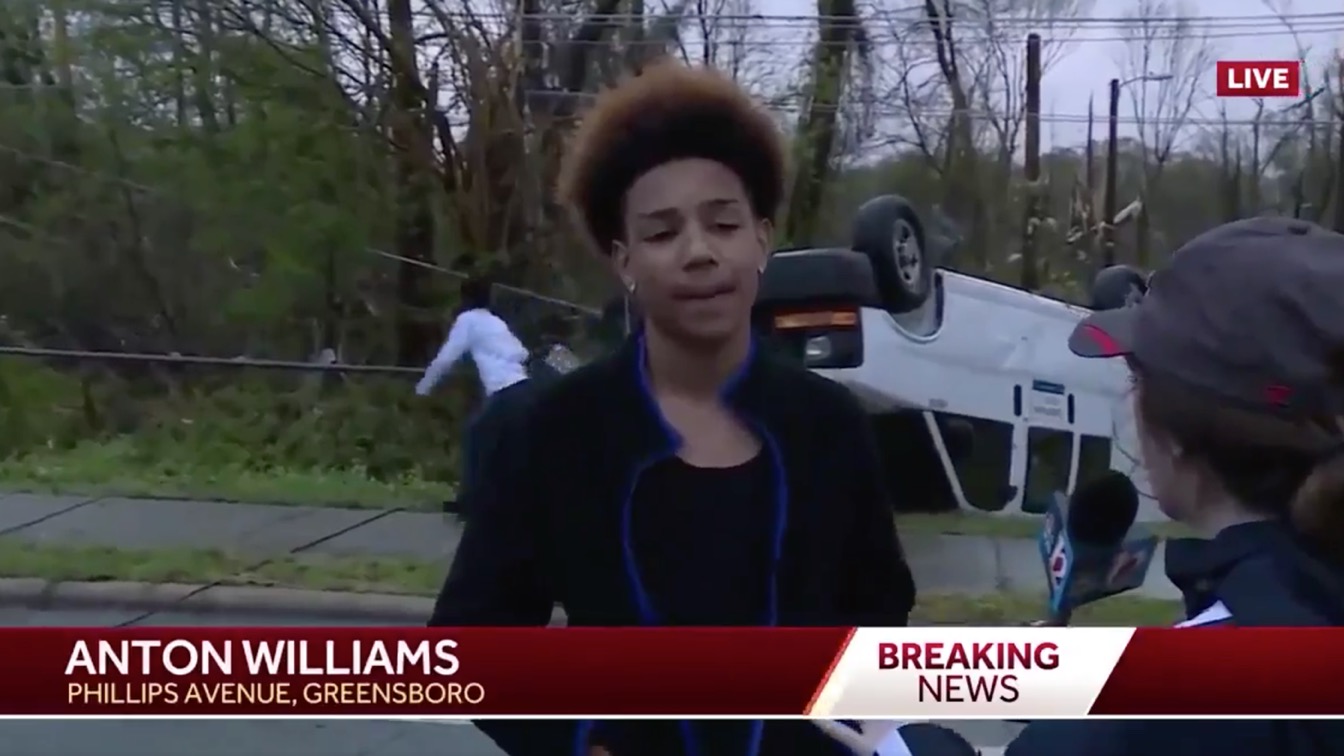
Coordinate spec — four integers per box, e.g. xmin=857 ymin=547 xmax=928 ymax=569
xmin=852 ymin=195 xmax=933 ymax=313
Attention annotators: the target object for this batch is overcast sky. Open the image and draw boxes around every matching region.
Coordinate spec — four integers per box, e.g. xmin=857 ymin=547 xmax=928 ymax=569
xmin=738 ymin=0 xmax=1342 ymax=149
xmin=1042 ymin=0 xmax=1340 ymax=144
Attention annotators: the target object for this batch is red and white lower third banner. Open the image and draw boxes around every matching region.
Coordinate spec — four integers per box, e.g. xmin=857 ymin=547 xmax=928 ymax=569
xmin=2 ymin=626 xmax=1339 ymax=717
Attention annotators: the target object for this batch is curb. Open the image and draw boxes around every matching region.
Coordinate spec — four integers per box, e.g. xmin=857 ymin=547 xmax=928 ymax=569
xmin=0 ymin=536 xmax=1180 ymax=618
xmin=0 ymin=579 xmax=435 ymax=623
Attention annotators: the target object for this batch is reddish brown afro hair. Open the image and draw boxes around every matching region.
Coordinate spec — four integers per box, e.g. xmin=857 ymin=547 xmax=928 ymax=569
xmin=556 ymin=60 xmax=789 ymax=256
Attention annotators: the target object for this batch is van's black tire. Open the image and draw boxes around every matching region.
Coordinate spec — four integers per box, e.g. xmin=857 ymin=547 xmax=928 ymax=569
xmin=852 ymin=195 xmax=933 ymax=313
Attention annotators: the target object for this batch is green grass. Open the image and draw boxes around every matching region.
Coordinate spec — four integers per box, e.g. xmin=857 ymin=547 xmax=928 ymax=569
xmin=0 ymin=362 xmax=467 ymax=509
xmin=911 ymin=592 xmax=1183 ymax=627
xmin=0 ymin=441 xmax=452 ymax=510
xmin=0 ymin=445 xmax=1193 ymax=537
xmin=894 ymin=511 xmax=1193 ymax=540
xmin=0 ymin=539 xmax=444 ymax=594
xmin=2 ymin=430 xmax=1198 ymax=535
xmin=0 ymin=539 xmax=1182 ymax=626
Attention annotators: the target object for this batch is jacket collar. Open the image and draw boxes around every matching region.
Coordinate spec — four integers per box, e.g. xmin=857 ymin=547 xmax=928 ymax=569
xmin=1165 ymin=520 xmax=1297 ymax=615
xmin=1167 ymin=519 xmax=1344 ymax=624
xmin=604 ymin=331 xmax=774 ymax=458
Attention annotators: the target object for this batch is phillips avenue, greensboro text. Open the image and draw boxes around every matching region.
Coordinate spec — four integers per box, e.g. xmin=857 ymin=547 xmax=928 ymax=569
xmin=62 ymin=638 xmax=485 ymax=711
xmin=67 ymin=680 xmax=484 ymax=707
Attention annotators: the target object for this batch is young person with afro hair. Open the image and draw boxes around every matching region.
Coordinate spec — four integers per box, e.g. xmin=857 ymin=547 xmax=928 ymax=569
xmin=429 ymin=60 xmax=916 ymax=756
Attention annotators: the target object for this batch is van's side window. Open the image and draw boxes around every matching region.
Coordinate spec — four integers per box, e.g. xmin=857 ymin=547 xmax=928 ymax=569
xmin=1077 ymin=434 xmax=1113 ymax=486
xmin=1024 ymin=427 xmax=1075 ymax=514
xmin=934 ymin=414 xmax=1014 ymax=512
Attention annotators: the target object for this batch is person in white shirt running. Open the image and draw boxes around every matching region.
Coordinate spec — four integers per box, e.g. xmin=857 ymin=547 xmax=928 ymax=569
xmin=416 ymin=277 xmax=529 ymax=398
xmin=416 ymin=276 xmax=540 ymax=516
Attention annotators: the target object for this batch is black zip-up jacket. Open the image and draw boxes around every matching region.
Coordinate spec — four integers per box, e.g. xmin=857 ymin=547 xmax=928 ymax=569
xmin=1006 ymin=521 xmax=1344 ymax=756
xmin=429 ymin=335 xmax=917 ymax=756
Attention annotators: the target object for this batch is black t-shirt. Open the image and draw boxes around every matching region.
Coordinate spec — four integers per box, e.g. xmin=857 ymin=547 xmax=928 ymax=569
xmin=627 ymin=452 xmax=777 ymax=625
xmin=604 ymin=452 xmax=780 ymax=756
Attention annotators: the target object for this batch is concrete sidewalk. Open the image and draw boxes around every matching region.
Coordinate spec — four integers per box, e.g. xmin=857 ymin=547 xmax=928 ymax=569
xmin=0 ymin=491 xmax=1181 ymax=600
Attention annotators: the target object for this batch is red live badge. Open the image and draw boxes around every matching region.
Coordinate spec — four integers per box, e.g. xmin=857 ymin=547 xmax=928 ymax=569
xmin=1216 ymin=60 xmax=1301 ymax=98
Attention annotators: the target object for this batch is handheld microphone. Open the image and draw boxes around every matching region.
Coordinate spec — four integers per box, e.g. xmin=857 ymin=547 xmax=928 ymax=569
xmin=1037 ymin=472 xmax=1159 ymax=625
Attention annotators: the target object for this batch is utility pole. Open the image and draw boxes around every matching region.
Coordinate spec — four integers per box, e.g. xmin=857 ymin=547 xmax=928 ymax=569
xmin=1102 ymin=77 xmax=1120 ymax=267
xmin=1019 ymin=33 xmax=1042 ymax=290
xmin=1084 ymin=96 xmax=1096 ymax=201
xmin=1083 ymin=96 xmax=1096 ymax=256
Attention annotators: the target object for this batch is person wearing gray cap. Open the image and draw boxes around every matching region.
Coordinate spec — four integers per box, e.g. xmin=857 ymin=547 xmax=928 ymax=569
xmin=1001 ymin=217 xmax=1344 ymax=756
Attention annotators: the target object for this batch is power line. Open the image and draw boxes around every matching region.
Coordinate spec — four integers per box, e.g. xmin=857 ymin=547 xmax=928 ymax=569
xmin=306 ymin=6 xmax=1344 ymax=25
xmin=135 ymin=6 xmax=1344 ymax=40
xmin=0 ymin=101 xmax=1325 ymax=328
xmin=904 ymin=110 xmax=1335 ymax=128
xmin=513 ymin=23 xmax=1344 ymax=44
xmin=0 ymin=345 xmax=422 ymax=375
xmin=21 ymin=78 xmax=1326 ymax=131
xmin=522 ymin=91 xmax=1339 ymax=128
xmin=0 ymin=113 xmax=1332 ymax=231
xmin=10 ymin=12 xmax=1336 ymax=97
xmin=0 ymin=205 xmax=600 ymax=318
xmin=510 ymin=25 xmax=1344 ymax=44
xmin=456 ymin=9 xmax=1344 ymax=26
xmin=360 ymin=248 xmax=600 ymax=315
xmin=0 ymin=154 xmax=601 ymax=320
xmin=394 ymin=7 xmax=1344 ymax=39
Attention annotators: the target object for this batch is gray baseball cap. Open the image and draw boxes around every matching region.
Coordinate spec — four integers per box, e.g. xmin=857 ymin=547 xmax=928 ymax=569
xmin=1069 ymin=217 xmax=1344 ymax=417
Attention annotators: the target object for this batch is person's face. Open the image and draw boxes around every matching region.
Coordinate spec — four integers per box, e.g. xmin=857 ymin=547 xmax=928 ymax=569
xmin=613 ymin=158 xmax=770 ymax=345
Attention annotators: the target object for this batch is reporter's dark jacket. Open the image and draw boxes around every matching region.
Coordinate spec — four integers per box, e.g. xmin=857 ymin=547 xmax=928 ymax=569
xmin=1006 ymin=521 xmax=1344 ymax=756
xmin=429 ymin=335 xmax=917 ymax=756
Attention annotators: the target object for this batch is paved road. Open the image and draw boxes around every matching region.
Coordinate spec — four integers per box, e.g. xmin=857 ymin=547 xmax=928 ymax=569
xmin=0 ymin=607 xmax=1021 ymax=755
xmin=0 ymin=491 xmax=1181 ymax=599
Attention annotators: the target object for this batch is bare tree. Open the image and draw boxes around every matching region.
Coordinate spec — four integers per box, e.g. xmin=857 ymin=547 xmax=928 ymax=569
xmin=676 ymin=0 xmax=782 ymax=89
xmin=962 ymin=0 xmax=1095 ymax=172
xmin=879 ymin=21 xmax=949 ymax=170
xmin=869 ymin=0 xmax=1090 ymax=270
xmin=1118 ymin=0 xmax=1214 ymax=264
xmin=1260 ymin=0 xmax=1338 ymax=222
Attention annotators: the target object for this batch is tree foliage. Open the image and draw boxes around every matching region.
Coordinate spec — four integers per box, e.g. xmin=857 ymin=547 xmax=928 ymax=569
xmin=0 ymin=0 xmax=1340 ymax=489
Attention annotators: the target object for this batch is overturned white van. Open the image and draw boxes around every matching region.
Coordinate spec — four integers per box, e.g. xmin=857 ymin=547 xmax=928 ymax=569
xmin=753 ymin=195 xmax=1161 ymax=521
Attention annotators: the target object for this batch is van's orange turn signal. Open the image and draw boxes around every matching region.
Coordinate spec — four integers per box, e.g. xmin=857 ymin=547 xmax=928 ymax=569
xmin=773 ymin=310 xmax=858 ymax=330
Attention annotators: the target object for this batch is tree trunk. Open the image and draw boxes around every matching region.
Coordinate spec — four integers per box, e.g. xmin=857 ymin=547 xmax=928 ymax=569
xmin=784 ymin=0 xmax=856 ymax=245
xmin=387 ymin=0 xmax=439 ymax=365
xmin=191 ymin=0 xmax=220 ymax=134
xmin=921 ymin=0 xmax=986 ymax=266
